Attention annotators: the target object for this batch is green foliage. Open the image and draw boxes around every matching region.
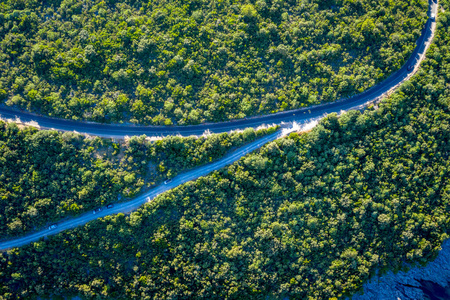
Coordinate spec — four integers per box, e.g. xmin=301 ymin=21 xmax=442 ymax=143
xmin=0 ymin=0 xmax=427 ymax=124
xmin=0 ymin=122 xmax=273 ymax=238
xmin=0 ymin=125 xmax=140 ymax=238
xmin=1 ymin=4 xmax=449 ymax=297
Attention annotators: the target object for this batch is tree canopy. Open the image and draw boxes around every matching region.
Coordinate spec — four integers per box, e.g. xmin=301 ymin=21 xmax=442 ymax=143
xmin=0 ymin=0 xmax=427 ymax=124
xmin=0 ymin=122 xmax=274 ymax=238
xmin=1 ymin=2 xmax=449 ymax=297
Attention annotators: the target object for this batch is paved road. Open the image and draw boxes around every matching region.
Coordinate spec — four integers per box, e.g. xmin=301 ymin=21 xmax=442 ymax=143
xmin=0 ymin=2 xmax=438 ymax=138
xmin=0 ymin=128 xmax=292 ymax=250
xmin=0 ymin=2 xmax=438 ymax=250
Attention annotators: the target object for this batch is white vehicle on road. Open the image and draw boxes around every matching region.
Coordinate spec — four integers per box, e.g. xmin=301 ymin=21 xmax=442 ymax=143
xmin=48 ymin=224 xmax=57 ymax=230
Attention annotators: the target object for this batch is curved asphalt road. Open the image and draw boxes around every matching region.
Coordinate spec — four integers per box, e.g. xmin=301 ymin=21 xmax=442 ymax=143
xmin=0 ymin=3 xmax=438 ymax=250
xmin=0 ymin=2 xmax=438 ymax=138
xmin=0 ymin=129 xmax=293 ymax=250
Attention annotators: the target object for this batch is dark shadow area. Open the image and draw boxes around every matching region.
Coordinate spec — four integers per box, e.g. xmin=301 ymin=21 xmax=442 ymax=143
xmin=418 ymin=280 xmax=450 ymax=300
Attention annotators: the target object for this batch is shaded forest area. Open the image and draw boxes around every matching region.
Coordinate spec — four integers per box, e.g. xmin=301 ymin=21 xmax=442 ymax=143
xmin=0 ymin=123 xmax=274 ymax=239
xmin=0 ymin=0 xmax=427 ymax=124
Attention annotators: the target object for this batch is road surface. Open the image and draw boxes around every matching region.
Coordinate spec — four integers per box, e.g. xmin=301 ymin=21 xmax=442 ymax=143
xmin=0 ymin=2 xmax=438 ymax=250
xmin=0 ymin=2 xmax=438 ymax=138
xmin=0 ymin=129 xmax=294 ymax=250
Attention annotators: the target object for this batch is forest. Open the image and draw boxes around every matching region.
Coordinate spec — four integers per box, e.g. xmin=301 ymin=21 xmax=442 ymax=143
xmin=0 ymin=123 xmax=274 ymax=239
xmin=0 ymin=0 xmax=427 ymax=124
xmin=0 ymin=1 xmax=448 ymax=298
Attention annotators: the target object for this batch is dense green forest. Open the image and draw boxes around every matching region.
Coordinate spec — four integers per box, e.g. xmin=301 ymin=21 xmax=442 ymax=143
xmin=0 ymin=0 xmax=427 ymax=124
xmin=0 ymin=1 xmax=448 ymax=298
xmin=0 ymin=123 xmax=274 ymax=238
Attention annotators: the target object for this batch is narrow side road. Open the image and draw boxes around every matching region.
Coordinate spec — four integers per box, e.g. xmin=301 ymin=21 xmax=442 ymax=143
xmin=0 ymin=2 xmax=438 ymax=138
xmin=0 ymin=128 xmax=293 ymax=250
